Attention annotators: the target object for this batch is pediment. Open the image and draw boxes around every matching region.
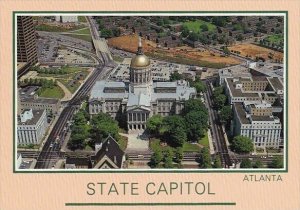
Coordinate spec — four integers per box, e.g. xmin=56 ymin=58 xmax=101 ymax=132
xmin=127 ymin=106 xmax=151 ymax=112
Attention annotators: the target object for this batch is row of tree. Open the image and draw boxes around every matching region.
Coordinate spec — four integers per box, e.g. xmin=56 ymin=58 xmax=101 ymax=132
xmin=150 ymin=147 xmax=183 ymax=168
xmin=150 ymin=144 xmax=222 ymax=169
xmin=199 ymin=148 xmax=223 ymax=168
xmin=147 ymin=99 xmax=209 ymax=148
xmin=20 ymin=78 xmax=56 ymax=88
xmin=33 ymin=66 xmax=71 ymax=75
xmin=68 ymin=111 xmax=120 ymax=150
xmin=240 ymin=156 xmax=283 ymax=168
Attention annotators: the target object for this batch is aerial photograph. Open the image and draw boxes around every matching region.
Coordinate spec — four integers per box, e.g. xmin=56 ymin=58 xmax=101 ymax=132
xmin=16 ymin=14 xmax=285 ymax=170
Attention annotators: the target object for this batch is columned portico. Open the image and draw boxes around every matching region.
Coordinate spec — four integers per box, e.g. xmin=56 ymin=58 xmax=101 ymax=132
xmin=127 ymin=110 xmax=150 ymax=132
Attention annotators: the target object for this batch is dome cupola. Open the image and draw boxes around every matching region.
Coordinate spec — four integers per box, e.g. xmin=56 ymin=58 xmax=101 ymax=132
xmin=130 ymin=37 xmax=150 ymax=68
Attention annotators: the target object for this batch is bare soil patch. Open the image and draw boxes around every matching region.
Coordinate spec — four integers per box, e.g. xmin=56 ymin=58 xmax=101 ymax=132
xmin=108 ymin=35 xmax=241 ymax=68
xmin=229 ymin=43 xmax=283 ymax=62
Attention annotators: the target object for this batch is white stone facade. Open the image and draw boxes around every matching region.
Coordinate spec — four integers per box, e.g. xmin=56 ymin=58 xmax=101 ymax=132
xmin=17 ymin=109 xmax=48 ymax=145
xmin=232 ymin=103 xmax=282 ymax=148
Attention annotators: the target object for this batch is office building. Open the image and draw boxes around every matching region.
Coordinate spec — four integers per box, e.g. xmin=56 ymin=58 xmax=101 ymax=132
xmin=17 ymin=16 xmax=38 ymax=65
xmin=17 ymin=109 xmax=48 ymax=145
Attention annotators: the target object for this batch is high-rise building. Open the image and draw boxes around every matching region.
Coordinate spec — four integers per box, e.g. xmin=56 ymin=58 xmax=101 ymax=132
xmin=17 ymin=16 xmax=38 ymax=65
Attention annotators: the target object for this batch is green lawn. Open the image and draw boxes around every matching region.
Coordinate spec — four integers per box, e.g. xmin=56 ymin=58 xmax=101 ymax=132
xmin=63 ymin=33 xmax=92 ymax=42
xmin=149 ymin=138 xmax=174 ymax=152
xmin=38 ymin=86 xmax=65 ymax=99
xmin=183 ymin=20 xmax=216 ymax=33
xmin=118 ymin=135 xmax=128 ymax=151
xmin=265 ymin=34 xmax=283 ymax=45
xmin=198 ymin=132 xmax=209 ymax=148
xmin=183 ymin=142 xmax=200 ymax=152
xmin=36 ymin=24 xmax=85 ymax=32
xmin=69 ymin=27 xmax=91 ymax=35
xmin=63 ymin=66 xmax=88 ymax=73
xmin=78 ymin=16 xmax=87 ymax=23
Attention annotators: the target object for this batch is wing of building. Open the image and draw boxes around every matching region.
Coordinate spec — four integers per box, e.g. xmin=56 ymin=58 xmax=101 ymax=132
xmin=220 ymin=62 xmax=284 ymax=149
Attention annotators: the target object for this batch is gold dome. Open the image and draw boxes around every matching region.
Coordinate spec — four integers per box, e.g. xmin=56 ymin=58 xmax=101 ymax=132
xmin=130 ymin=54 xmax=150 ymax=68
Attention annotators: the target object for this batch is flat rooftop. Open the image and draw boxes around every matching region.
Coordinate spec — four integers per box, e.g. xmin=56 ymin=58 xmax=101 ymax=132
xmin=268 ymin=77 xmax=283 ymax=91
xmin=18 ymin=109 xmax=45 ymax=125
xmin=234 ymin=103 xmax=251 ymax=124
xmin=226 ymin=78 xmax=260 ymax=98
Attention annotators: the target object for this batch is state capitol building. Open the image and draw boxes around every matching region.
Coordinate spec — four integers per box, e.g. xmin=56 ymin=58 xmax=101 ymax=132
xmin=89 ymin=37 xmax=196 ymax=132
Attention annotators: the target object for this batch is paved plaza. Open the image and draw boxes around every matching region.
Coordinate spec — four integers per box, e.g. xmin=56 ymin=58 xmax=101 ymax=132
xmin=120 ymin=132 xmax=149 ymax=152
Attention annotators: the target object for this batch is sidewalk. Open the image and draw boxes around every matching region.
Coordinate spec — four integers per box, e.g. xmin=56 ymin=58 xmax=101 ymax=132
xmin=56 ymin=80 xmax=72 ymax=101
xmin=207 ymin=129 xmax=215 ymax=155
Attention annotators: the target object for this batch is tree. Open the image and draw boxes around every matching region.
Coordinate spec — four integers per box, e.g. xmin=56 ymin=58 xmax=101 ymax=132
xmin=223 ymin=47 xmax=231 ymax=55
xmin=214 ymin=94 xmax=226 ymax=109
xmin=162 ymin=115 xmax=187 ymax=147
xmin=269 ymin=156 xmax=283 ymax=168
xmin=150 ymin=148 xmax=163 ymax=168
xmin=240 ymin=159 xmax=252 ymax=168
xmin=252 ymin=160 xmax=263 ymax=168
xmin=213 ymin=155 xmax=222 ymax=168
xmin=236 ymin=34 xmax=243 ymax=41
xmin=68 ymin=110 xmax=90 ymax=150
xmin=200 ymin=24 xmax=208 ymax=32
xmin=199 ymin=147 xmax=212 ymax=168
xmin=189 ymin=32 xmax=199 ymax=42
xmin=185 ymin=110 xmax=208 ymax=141
xmin=157 ymin=18 xmax=164 ymax=26
xmin=174 ymin=147 xmax=183 ymax=164
xmin=181 ymin=25 xmax=190 ymax=37
xmin=90 ymin=112 xmax=119 ymax=141
xmin=112 ymin=28 xmax=121 ymax=37
xmin=101 ymin=29 xmax=113 ymax=38
xmin=170 ymin=72 xmax=183 ymax=81
xmin=183 ymin=99 xmax=207 ymax=115
xmin=219 ymin=105 xmax=232 ymax=123
xmin=213 ymin=86 xmax=224 ymax=97
xmin=212 ymin=17 xmax=228 ymax=27
xmin=163 ymin=147 xmax=174 ymax=168
xmin=191 ymin=79 xmax=206 ymax=93
xmin=146 ymin=115 xmax=163 ymax=136
xmin=231 ymin=135 xmax=254 ymax=154
xmin=97 ymin=19 xmax=104 ymax=30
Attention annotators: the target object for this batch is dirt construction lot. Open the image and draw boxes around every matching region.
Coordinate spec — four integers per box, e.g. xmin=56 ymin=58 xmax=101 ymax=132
xmin=229 ymin=43 xmax=283 ymax=62
xmin=108 ymin=35 xmax=241 ymax=68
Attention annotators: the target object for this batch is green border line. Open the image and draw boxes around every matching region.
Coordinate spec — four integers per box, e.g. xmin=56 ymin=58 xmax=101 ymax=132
xmin=65 ymin=202 xmax=236 ymax=206
xmin=13 ymin=11 xmax=288 ymax=173
xmin=13 ymin=13 xmax=16 ymax=172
